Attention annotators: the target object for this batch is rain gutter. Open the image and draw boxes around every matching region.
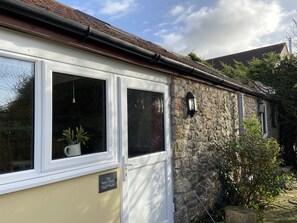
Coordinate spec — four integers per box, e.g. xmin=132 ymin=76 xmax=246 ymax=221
xmin=0 ymin=0 xmax=262 ymax=97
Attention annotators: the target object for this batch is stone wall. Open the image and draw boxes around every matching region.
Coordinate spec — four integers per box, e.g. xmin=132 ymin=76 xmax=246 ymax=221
xmin=171 ymin=77 xmax=239 ymax=222
xmin=243 ymin=95 xmax=258 ymax=118
xmin=171 ymin=77 xmax=279 ymax=222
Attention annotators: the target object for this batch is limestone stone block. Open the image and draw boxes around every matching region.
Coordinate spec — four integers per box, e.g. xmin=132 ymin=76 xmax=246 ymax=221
xmin=225 ymin=206 xmax=257 ymax=223
xmin=175 ymin=178 xmax=192 ymax=193
xmin=174 ymin=205 xmax=188 ymax=223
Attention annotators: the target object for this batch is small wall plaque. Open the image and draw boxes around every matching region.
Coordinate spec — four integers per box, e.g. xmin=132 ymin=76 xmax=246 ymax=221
xmin=99 ymin=172 xmax=117 ymax=193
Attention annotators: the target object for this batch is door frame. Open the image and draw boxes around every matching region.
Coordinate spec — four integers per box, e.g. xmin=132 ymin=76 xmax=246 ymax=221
xmin=118 ymin=76 xmax=173 ymax=223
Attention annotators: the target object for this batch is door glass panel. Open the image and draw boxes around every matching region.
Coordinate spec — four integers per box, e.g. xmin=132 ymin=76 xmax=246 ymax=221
xmin=52 ymin=72 xmax=106 ymax=159
xmin=127 ymin=89 xmax=164 ymax=158
xmin=0 ymin=56 xmax=34 ymax=174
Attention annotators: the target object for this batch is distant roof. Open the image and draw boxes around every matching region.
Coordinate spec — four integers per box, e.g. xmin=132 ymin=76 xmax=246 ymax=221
xmin=206 ymin=43 xmax=288 ymax=70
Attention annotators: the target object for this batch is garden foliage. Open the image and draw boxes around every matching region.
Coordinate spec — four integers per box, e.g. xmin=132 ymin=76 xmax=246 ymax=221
xmin=216 ymin=116 xmax=291 ymax=211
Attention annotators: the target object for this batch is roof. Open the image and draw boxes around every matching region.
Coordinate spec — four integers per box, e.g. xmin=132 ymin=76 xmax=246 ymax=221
xmin=0 ymin=0 xmax=265 ymax=97
xmin=19 ymin=0 xmax=216 ymax=74
xmin=206 ymin=43 xmax=288 ymax=70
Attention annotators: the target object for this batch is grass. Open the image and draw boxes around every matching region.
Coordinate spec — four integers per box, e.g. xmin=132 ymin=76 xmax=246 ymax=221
xmin=263 ymin=169 xmax=297 ymax=223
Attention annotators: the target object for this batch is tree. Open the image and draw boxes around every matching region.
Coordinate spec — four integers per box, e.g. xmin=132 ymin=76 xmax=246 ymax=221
xmin=221 ymin=53 xmax=297 ymax=164
xmin=249 ymin=54 xmax=297 ymax=164
xmin=221 ymin=60 xmax=250 ymax=84
xmin=249 ymin=54 xmax=297 ymax=120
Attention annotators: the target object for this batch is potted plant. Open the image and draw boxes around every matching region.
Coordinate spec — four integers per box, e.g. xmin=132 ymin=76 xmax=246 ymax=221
xmin=59 ymin=125 xmax=90 ymax=157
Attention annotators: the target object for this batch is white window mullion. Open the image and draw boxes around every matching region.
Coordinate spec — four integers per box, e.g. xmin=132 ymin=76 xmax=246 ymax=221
xmin=41 ymin=61 xmax=54 ymax=172
xmin=34 ymin=60 xmax=43 ymax=173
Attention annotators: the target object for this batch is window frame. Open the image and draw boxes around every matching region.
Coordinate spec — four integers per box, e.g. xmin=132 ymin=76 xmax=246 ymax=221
xmin=42 ymin=61 xmax=117 ymax=172
xmin=119 ymin=76 xmax=171 ymax=164
xmin=0 ymin=52 xmax=41 ymax=186
xmin=0 ymin=52 xmax=118 ymax=194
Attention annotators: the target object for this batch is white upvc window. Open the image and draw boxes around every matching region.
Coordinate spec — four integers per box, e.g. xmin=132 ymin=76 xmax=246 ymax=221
xmin=0 ymin=52 xmax=117 ymax=194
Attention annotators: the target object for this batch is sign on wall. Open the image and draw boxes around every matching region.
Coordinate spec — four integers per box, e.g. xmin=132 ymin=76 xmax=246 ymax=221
xmin=99 ymin=172 xmax=117 ymax=193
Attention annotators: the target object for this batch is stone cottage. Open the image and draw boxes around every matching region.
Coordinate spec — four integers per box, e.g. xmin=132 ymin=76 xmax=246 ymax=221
xmin=0 ymin=0 xmax=278 ymax=222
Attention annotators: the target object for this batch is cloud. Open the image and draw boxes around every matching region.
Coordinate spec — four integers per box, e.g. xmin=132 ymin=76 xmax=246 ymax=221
xmin=158 ymin=0 xmax=286 ymax=58
xmin=99 ymin=0 xmax=137 ymax=18
xmin=158 ymin=22 xmax=168 ymax=28
xmin=170 ymin=5 xmax=184 ymax=16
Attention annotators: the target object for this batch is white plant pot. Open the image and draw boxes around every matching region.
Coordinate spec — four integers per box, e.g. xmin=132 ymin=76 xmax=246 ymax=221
xmin=64 ymin=143 xmax=81 ymax=157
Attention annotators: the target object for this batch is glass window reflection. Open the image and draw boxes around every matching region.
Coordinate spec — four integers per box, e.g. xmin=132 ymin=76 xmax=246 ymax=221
xmin=128 ymin=89 xmax=164 ymax=158
xmin=0 ymin=56 xmax=34 ymax=174
xmin=52 ymin=73 xmax=106 ymax=159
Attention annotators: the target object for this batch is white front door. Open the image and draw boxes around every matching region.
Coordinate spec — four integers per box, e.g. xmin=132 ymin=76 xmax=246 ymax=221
xmin=120 ymin=77 xmax=173 ymax=223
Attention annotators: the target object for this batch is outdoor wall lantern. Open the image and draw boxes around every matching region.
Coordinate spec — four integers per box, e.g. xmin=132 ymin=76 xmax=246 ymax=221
xmin=258 ymin=100 xmax=265 ymax=114
xmin=186 ymin=92 xmax=197 ymax=117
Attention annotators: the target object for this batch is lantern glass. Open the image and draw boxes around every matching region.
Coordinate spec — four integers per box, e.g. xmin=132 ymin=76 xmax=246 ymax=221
xmin=189 ymin=98 xmax=197 ymax=111
xmin=186 ymin=92 xmax=197 ymax=117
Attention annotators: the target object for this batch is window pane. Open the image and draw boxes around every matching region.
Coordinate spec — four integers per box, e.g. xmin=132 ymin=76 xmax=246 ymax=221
xmin=0 ymin=56 xmax=34 ymax=174
xmin=52 ymin=73 xmax=106 ymax=159
xmin=128 ymin=89 xmax=164 ymax=158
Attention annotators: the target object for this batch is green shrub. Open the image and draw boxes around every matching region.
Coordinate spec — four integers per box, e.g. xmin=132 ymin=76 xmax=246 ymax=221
xmin=216 ymin=116 xmax=292 ymax=212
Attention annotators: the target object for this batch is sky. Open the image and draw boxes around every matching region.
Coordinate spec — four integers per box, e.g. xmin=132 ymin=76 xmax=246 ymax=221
xmin=57 ymin=0 xmax=297 ymax=59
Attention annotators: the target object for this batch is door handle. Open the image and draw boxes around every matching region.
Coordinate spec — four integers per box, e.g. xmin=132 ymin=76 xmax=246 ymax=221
xmin=122 ymin=156 xmax=138 ymax=181
xmin=122 ymin=156 xmax=128 ymax=181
